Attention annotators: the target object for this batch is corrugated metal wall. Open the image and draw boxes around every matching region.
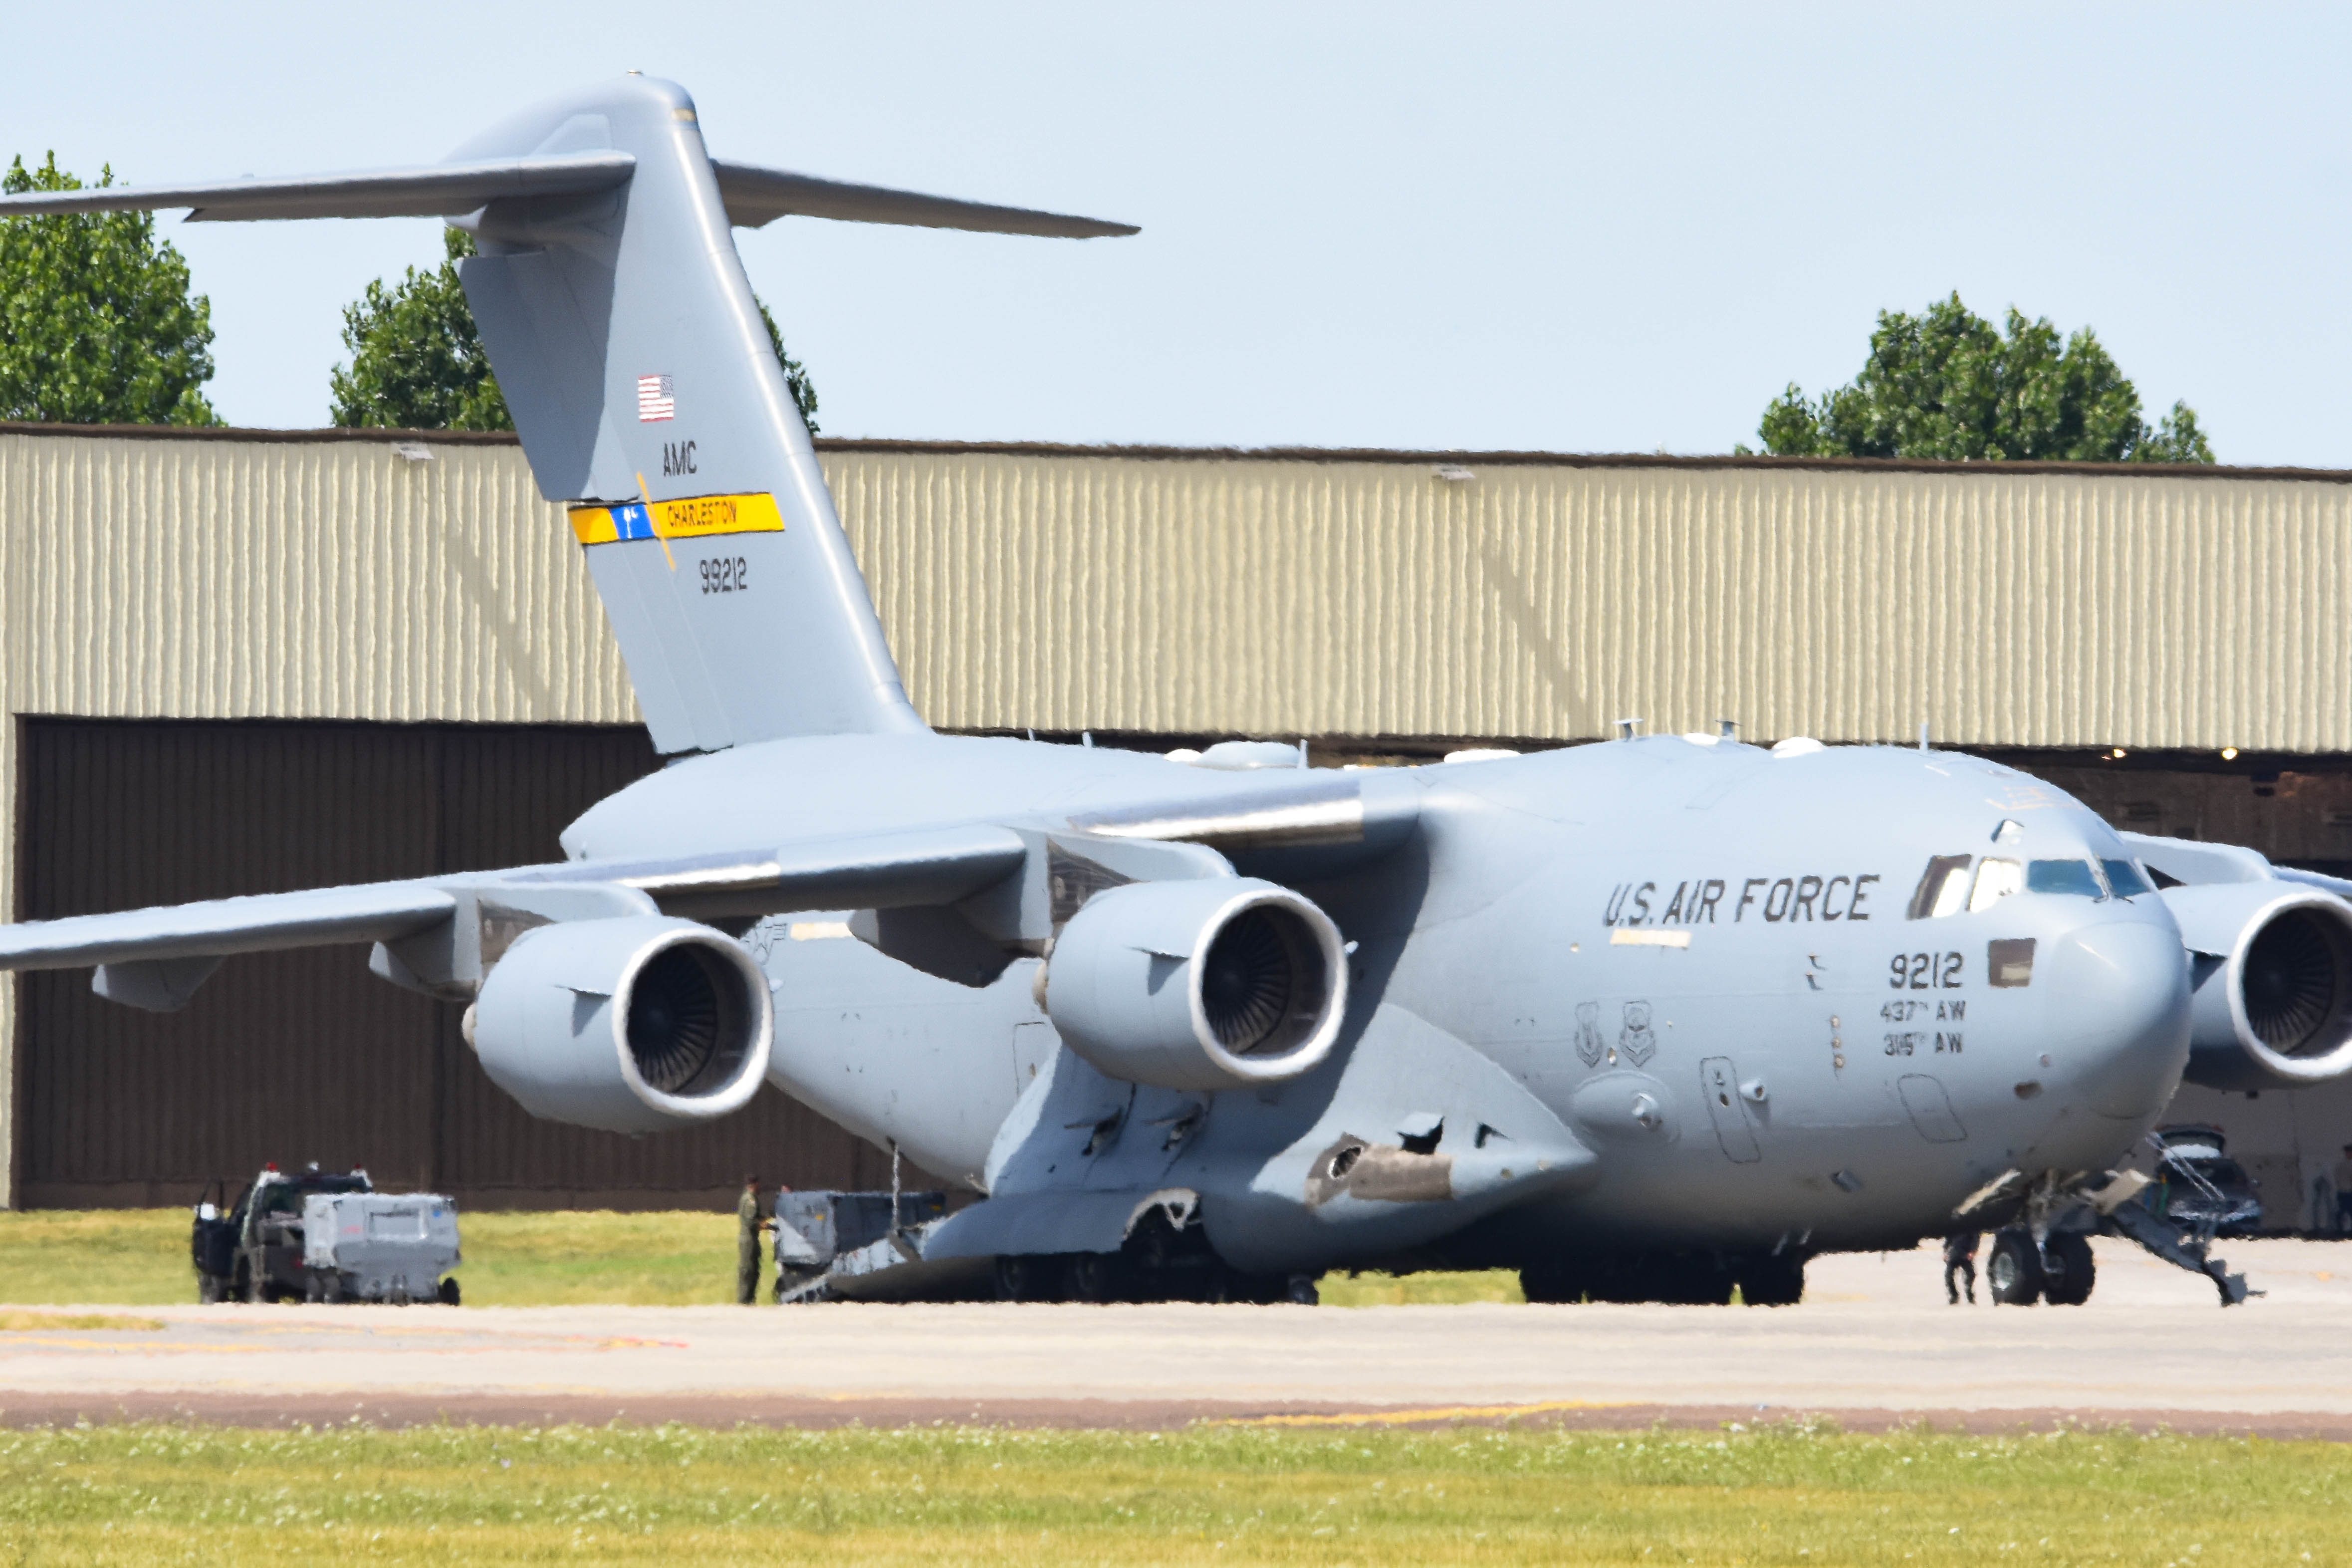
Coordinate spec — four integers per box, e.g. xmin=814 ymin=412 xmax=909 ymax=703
xmin=825 ymin=448 xmax=2352 ymax=754
xmin=11 ymin=719 xmax=914 ymax=1208
xmin=7 ymin=429 xmax=2345 ymax=752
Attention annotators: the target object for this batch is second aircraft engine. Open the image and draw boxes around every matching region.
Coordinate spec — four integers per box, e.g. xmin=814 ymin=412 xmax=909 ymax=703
xmin=465 ymin=915 xmax=773 ymax=1133
xmin=2162 ymin=882 xmax=2352 ymax=1089
xmin=1042 ymin=878 xmax=1347 ymax=1091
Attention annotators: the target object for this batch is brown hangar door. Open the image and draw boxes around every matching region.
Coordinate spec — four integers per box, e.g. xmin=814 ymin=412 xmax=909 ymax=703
xmin=9 ymin=718 xmax=912 ymax=1209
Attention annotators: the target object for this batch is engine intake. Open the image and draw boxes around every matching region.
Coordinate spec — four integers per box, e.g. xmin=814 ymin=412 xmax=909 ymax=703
xmin=467 ymin=915 xmax=772 ymax=1133
xmin=2162 ymin=883 xmax=2352 ymax=1089
xmin=1043 ymin=878 xmax=1347 ymax=1091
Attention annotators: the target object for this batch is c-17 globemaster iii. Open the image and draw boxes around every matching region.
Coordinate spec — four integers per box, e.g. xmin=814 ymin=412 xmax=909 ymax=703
xmin=1 ymin=75 xmax=2343 ymax=1308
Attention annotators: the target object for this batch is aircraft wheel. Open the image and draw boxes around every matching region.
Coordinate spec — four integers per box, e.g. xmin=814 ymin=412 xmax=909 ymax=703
xmin=1518 ymin=1267 xmax=1580 ymax=1304
xmin=1986 ymin=1229 xmax=2043 ymax=1305
xmin=994 ymin=1254 xmax=1045 ymax=1302
xmin=1284 ymin=1273 xmax=1321 ymax=1306
xmin=303 ymin=1272 xmax=324 ymax=1304
xmin=1068 ymin=1252 xmax=1129 ymax=1304
xmin=1668 ymin=1257 xmax=1737 ymax=1305
xmin=2041 ymin=1232 xmax=2096 ymax=1306
xmin=436 ymin=1277 xmax=461 ymax=1307
xmin=1736 ymin=1253 xmax=1805 ymax=1307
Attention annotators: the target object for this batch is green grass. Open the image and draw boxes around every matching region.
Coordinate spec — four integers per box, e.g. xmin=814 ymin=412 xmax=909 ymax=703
xmin=1319 ymin=1270 xmax=1524 ymax=1307
xmin=0 ymin=1210 xmax=1529 ymax=1308
xmin=0 ymin=1420 xmax=2346 ymax=1564
xmin=0 ymin=1209 xmax=742 ymax=1307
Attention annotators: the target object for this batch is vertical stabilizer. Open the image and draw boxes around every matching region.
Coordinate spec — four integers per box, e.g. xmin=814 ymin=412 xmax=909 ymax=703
xmin=0 ymin=75 xmax=1135 ymax=755
xmin=449 ymin=77 xmax=915 ymax=752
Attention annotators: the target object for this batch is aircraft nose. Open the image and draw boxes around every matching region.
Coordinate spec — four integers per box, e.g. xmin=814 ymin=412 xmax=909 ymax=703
xmin=2036 ymin=917 xmax=2191 ymax=1120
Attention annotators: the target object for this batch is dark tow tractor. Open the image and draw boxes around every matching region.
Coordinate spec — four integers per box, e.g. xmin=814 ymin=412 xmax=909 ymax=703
xmin=192 ymin=1163 xmax=372 ymax=1304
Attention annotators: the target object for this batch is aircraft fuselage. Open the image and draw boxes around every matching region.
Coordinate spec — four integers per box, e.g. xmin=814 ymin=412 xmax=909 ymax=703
xmin=567 ymin=730 xmax=2191 ymax=1264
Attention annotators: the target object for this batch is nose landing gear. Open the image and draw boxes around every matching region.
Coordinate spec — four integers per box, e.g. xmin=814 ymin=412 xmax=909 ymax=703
xmin=1961 ymin=1166 xmax=2254 ymax=1308
xmin=1985 ymin=1228 xmax=2094 ymax=1306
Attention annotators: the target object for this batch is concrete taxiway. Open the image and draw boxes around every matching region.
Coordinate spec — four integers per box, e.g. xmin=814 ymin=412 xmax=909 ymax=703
xmin=5 ymin=1238 xmax=2350 ymax=1431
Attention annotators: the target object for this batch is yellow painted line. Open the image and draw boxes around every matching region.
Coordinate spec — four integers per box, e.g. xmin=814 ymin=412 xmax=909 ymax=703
xmin=1228 ymin=1399 xmax=1642 ymax=1427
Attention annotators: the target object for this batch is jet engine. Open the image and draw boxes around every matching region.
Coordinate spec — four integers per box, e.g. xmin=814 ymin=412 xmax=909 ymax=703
xmin=1042 ymin=878 xmax=1347 ymax=1092
xmin=465 ymin=915 xmax=772 ymax=1133
xmin=2162 ymin=883 xmax=2352 ymax=1089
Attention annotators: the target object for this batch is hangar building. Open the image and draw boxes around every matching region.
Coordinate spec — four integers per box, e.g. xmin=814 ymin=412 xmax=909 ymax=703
xmin=5 ymin=423 xmax=2352 ymax=1217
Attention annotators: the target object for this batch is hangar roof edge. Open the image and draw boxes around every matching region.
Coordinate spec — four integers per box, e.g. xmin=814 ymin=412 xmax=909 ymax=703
xmin=0 ymin=421 xmax=2342 ymax=485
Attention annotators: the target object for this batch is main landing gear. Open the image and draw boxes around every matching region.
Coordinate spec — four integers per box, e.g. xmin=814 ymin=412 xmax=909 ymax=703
xmin=1519 ymin=1249 xmax=1806 ymax=1306
xmin=986 ymin=1211 xmax=1322 ymax=1304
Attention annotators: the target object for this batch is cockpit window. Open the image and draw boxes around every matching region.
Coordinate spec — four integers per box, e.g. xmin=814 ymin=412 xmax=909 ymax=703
xmin=1969 ymin=857 xmax=2024 ymax=911
xmin=1906 ymin=855 xmax=1975 ymax=919
xmin=2027 ymin=858 xmax=2106 ymax=898
xmin=2101 ymin=858 xmax=2154 ymax=898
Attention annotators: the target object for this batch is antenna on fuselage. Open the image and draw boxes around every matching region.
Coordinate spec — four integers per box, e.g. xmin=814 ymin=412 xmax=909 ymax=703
xmin=1615 ymin=717 xmax=1643 ymax=741
xmin=1716 ymin=718 xmax=1739 ymax=740
xmin=1918 ymin=720 xmax=1931 ymax=753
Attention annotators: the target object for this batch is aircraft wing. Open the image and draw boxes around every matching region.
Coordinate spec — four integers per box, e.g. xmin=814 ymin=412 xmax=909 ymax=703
xmin=0 ymin=823 xmax=1027 ymax=978
xmin=0 ymin=152 xmax=637 ymax=222
xmin=501 ymin=823 xmax=1029 ymax=920
xmin=710 ymin=160 xmax=1137 ymax=237
xmin=0 ymin=883 xmax=457 ymax=971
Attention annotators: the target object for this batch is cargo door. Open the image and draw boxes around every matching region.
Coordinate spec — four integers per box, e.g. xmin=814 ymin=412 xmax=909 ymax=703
xmin=1699 ymin=1057 xmax=1761 ymax=1163
xmin=1897 ymin=1074 xmax=1968 ymax=1143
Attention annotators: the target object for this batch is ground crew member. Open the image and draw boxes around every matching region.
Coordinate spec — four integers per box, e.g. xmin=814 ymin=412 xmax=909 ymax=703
xmin=737 ymin=1174 xmax=773 ymax=1305
xmin=1942 ymin=1230 xmax=1978 ymax=1305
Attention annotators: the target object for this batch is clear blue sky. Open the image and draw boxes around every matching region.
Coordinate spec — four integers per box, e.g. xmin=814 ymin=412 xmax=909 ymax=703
xmin=7 ymin=2 xmax=2346 ymax=464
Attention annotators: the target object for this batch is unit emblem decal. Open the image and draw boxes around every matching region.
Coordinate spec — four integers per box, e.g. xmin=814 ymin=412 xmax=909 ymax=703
xmin=1619 ymin=1001 xmax=1657 ymax=1067
xmin=1574 ymin=1001 xmax=1605 ymax=1067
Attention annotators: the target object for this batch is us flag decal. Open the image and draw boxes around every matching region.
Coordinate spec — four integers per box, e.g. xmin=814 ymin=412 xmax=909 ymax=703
xmin=636 ymin=373 xmax=676 ymax=422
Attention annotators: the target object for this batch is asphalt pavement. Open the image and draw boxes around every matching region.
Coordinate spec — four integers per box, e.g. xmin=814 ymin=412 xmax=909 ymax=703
xmin=5 ymin=1237 xmax=2349 ymax=1432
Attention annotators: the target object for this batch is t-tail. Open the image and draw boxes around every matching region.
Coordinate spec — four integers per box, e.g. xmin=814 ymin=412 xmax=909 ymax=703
xmin=0 ymin=76 xmax=1136 ymax=753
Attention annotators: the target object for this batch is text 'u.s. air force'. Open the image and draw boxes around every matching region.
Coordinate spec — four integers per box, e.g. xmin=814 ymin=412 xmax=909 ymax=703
xmin=1604 ymin=874 xmax=1882 ymax=927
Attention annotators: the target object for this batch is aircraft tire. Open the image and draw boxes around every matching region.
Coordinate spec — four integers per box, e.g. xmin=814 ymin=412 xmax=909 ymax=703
xmin=1986 ymin=1229 xmax=2043 ymax=1305
xmin=995 ymin=1254 xmax=1065 ymax=1303
xmin=1067 ymin=1252 xmax=1130 ymax=1304
xmin=1518 ymin=1267 xmax=1580 ymax=1304
xmin=1735 ymin=1253 xmax=1805 ymax=1307
xmin=1659 ymin=1257 xmax=1735 ymax=1305
xmin=2040 ymin=1232 xmax=2095 ymax=1306
xmin=437 ymin=1277 xmax=461 ymax=1307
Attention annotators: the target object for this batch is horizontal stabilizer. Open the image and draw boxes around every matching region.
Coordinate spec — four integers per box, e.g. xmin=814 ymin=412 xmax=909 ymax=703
xmin=0 ymin=884 xmax=455 ymax=971
xmin=711 ymin=160 xmax=1136 ymax=237
xmin=0 ymin=151 xmax=636 ymax=222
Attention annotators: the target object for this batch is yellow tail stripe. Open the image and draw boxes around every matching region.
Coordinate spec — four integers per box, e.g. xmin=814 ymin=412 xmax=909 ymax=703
xmin=567 ymin=492 xmax=786 ymax=547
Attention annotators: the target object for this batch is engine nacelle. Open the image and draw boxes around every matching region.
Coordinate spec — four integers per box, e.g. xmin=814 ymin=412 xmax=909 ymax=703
xmin=2162 ymin=882 xmax=2352 ymax=1089
xmin=1042 ymin=878 xmax=1347 ymax=1091
xmin=467 ymin=915 xmax=772 ymax=1133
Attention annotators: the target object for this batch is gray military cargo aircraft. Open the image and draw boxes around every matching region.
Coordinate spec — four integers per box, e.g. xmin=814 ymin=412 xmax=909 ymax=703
xmin=1 ymin=76 xmax=2342 ymax=1307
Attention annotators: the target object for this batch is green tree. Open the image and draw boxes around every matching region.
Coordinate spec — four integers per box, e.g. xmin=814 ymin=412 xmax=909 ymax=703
xmin=328 ymin=229 xmax=509 ymax=431
xmin=1747 ymin=292 xmax=2211 ymax=464
xmin=329 ymin=230 xmax=820 ymax=433
xmin=0 ymin=153 xmax=220 ymax=426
